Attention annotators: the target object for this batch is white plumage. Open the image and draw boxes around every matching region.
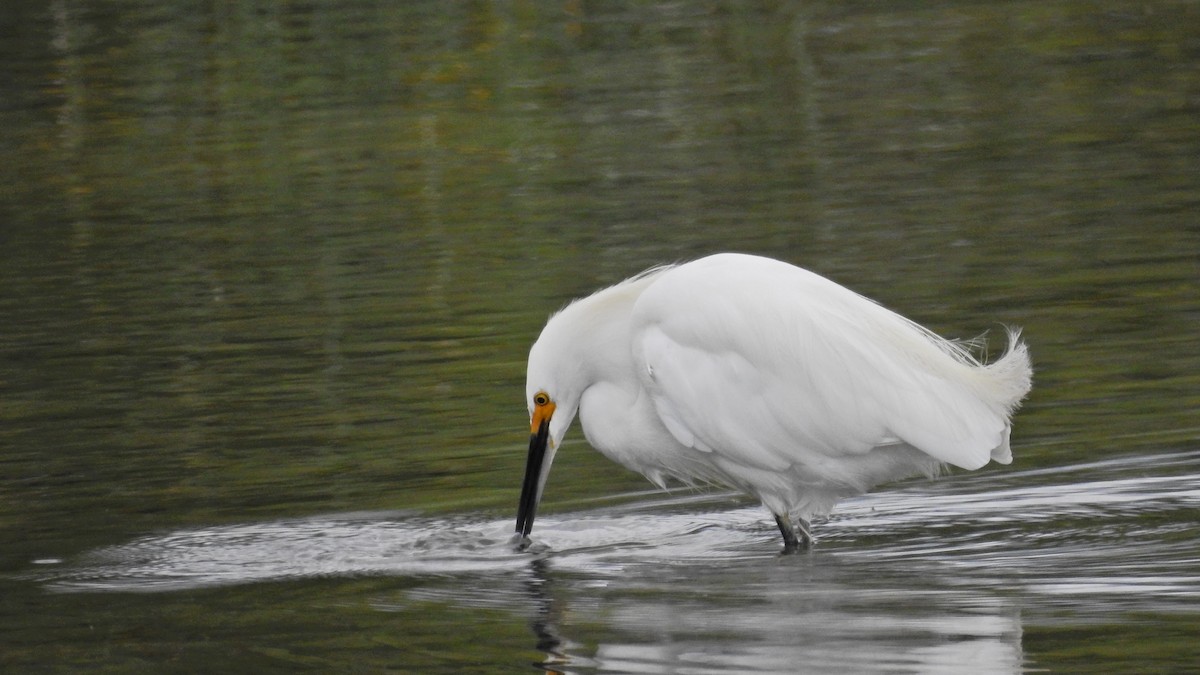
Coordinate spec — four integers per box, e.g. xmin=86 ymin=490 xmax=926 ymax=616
xmin=516 ymin=253 xmax=1032 ymax=550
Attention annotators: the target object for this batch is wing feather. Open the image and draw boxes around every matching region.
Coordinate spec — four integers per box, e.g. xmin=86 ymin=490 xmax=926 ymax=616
xmin=630 ymin=254 xmax=1021 ymax=475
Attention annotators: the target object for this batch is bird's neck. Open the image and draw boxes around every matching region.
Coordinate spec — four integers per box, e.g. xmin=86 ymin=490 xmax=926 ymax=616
xmin=548 ymin=273 xmax=650 ymax=393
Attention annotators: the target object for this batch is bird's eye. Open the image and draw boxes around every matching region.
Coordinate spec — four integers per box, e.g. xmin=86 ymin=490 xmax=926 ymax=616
xmin=534 ymin=393 xmax=550 ymax=406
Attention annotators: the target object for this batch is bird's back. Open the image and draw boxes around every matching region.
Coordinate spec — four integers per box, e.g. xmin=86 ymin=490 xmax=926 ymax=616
xmin=627 ymin=253 xmax=1032 ymax=518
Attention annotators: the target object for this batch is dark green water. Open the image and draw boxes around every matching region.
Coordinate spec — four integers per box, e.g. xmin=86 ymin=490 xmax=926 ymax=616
xmin=2 ymin=1 xmax=1198 ymax=672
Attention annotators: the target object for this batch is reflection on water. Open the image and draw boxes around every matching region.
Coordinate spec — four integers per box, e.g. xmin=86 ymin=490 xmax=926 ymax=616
xmin=4 ymin=0 xmax=1200 ymax=671
xmin=37 ymin=450 xmax=1200 ymax=673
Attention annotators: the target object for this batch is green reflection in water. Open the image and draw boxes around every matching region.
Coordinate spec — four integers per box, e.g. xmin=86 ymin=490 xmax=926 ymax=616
xmin=1 ymin=0 xmax=1198 ymax=672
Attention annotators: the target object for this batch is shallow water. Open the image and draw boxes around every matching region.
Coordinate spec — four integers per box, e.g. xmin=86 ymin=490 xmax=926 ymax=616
xmin=39 ymin=449 xmax=1200 ymax=602
xmin=25 ymin=448 xmax=1200 ymax=672
xmin=3 ymin=0 xmax=1199 ymax=672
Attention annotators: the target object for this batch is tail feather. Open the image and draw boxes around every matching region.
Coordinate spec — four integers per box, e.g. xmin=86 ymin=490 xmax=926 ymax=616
xmin=986 ymin=327 xmax=1034 ymax=414
xmin=984 ymin=327 xmax=1031 ymax=465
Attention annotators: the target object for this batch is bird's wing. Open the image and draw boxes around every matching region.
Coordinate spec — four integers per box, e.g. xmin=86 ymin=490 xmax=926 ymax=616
xmin=629 ymin=254 xmax=1011 ymax=473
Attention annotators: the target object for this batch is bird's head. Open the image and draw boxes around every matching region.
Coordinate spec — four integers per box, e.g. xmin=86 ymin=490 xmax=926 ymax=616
xmin=514 ymin=323 xmax=585 ymax=545
xmin=514 ymin=270 xmax=652 ymax=546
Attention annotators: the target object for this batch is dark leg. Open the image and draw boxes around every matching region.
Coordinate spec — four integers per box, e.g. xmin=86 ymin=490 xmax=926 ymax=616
xmin=774 ymin=513 xmax=815 ymax=553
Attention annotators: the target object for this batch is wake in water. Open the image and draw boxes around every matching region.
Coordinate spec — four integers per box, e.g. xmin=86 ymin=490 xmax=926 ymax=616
xmin=26 ymin=450 xmax=1200 ymax=604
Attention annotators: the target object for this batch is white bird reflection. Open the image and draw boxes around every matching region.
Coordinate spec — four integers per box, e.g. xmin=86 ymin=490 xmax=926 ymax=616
xmin=517 ymin=557 xmax=1025 ymax=674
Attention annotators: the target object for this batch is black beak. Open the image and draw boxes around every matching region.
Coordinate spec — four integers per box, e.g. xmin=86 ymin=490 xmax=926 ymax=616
xmin=516 ymin=417 xmax=551 ymax=541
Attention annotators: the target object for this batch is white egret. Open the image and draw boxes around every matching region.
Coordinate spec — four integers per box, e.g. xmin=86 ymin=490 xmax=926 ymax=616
xmin=516 ymin=253 xmax=1032 ymax=551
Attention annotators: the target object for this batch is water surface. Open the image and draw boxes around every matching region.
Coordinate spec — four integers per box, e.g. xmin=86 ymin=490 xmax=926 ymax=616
xmin=25 ymin=448 xmax=1200 ymax=672
xmin=2 ymin=0 xmax=1198 ymax=672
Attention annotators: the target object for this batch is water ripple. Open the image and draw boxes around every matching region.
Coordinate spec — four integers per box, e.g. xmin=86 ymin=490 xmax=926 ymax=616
xmin=27 ymin=451 xmax=1199 ymax=616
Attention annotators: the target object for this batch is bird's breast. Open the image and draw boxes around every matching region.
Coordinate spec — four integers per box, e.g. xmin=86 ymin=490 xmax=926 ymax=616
xmin=578 ymin=381 xmax=689 ymax=483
